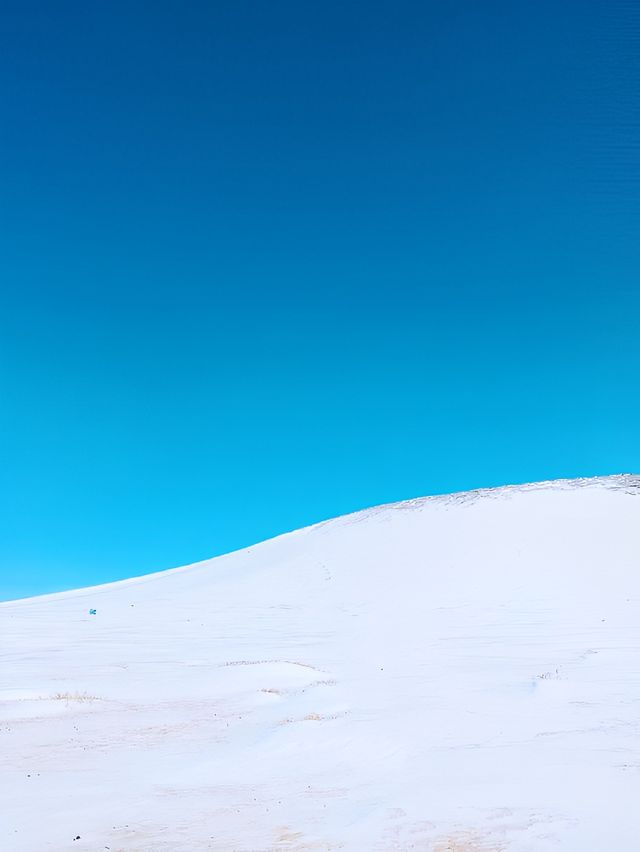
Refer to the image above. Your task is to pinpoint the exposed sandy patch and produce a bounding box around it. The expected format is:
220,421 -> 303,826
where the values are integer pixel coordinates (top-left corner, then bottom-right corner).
433,831 -> 504,851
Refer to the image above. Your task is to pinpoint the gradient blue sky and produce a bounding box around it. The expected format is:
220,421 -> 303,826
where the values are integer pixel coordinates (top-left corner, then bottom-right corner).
1,1 -> 639,599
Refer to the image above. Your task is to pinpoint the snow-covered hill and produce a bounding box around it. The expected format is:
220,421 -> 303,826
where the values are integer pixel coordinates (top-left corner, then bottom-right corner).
2,475 -> 640,850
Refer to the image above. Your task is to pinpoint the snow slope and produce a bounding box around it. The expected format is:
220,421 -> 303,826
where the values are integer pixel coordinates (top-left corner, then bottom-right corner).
2,475 -> 640,851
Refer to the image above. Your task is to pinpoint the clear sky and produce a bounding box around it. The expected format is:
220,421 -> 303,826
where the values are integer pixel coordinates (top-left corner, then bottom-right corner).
1,1 -> 639,599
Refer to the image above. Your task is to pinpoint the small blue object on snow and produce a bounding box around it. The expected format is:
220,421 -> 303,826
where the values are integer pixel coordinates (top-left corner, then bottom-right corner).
89,609 -> 96,615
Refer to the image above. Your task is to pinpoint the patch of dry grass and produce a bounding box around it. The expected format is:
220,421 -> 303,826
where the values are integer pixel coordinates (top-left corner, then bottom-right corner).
50,691 -> 100,703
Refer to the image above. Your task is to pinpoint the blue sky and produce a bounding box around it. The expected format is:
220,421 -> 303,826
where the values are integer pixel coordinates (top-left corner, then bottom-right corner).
1,1 -> 639,599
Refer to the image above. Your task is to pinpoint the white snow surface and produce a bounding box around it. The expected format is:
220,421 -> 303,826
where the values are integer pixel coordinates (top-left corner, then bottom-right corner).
2,475 -> 640,851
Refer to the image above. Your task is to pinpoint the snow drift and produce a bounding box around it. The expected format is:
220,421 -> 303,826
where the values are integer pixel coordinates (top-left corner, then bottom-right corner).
2,475 -> 640,850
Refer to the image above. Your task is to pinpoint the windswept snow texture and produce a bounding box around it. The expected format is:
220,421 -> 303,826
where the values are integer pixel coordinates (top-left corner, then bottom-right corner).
2,476 -> 640,851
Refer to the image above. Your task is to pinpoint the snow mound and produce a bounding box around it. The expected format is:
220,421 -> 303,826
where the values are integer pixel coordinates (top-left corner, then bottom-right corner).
2,475 -> 640,850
